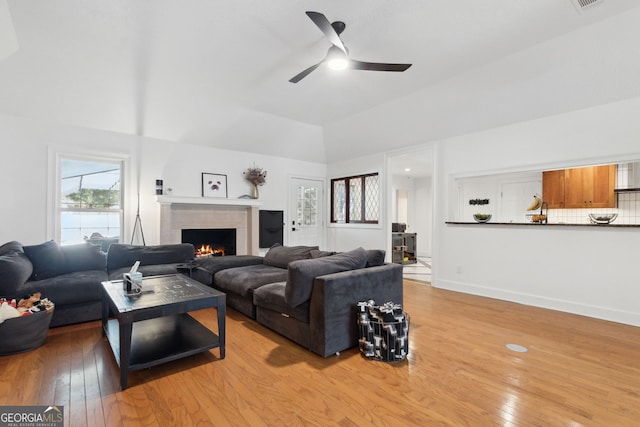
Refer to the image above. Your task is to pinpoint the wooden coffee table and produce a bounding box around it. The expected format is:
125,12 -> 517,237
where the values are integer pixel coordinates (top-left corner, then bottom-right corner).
101,274 -> 226,390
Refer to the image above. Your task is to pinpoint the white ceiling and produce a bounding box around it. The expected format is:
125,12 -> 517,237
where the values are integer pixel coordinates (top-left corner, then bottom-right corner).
1,0 -> 639,164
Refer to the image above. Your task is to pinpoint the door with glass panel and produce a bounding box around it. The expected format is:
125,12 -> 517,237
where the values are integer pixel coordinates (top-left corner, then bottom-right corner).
288,177 -> 324,248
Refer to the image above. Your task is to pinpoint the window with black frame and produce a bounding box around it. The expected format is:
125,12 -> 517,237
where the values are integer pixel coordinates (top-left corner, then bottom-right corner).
331,173 -> 380,224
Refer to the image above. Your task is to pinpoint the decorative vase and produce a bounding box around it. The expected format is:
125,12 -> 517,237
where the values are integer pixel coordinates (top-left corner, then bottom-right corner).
251,184 -> 259,199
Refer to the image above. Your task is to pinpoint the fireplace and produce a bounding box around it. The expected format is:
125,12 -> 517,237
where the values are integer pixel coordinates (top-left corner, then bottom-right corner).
157,197 -> 260,255
182,228 -> 237,257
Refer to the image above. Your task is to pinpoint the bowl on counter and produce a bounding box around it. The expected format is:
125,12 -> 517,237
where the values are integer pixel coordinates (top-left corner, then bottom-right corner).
588,213 -> 618,224
473,213 -> 492,223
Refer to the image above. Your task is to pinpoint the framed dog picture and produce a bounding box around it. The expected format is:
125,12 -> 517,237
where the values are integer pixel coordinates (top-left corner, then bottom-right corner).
201,173 -> 228,198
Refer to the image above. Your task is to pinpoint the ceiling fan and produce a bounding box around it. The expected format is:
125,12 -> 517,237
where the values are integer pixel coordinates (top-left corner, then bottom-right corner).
289,11 -> 412,83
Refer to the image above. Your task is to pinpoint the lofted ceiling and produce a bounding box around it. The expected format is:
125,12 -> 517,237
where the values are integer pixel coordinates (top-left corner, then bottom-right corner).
1,0 -> 639,164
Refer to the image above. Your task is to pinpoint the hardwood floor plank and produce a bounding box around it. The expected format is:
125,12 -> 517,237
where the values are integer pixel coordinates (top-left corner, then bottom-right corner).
52,324 -> 73,421
82,327 -> 106,427
68,321 -> 88,427
1,280 -> 639,426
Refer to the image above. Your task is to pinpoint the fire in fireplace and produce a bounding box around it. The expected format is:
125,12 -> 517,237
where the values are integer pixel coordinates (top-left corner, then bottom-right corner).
181,228 -> 237,257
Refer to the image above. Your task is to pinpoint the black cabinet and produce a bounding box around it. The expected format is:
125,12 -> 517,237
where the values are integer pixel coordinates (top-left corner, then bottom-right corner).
392,233 -> 417,264
259,210 -> 284,248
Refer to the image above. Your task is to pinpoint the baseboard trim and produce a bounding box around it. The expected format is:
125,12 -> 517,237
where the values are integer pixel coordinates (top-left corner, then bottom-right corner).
433,279 -> 640,327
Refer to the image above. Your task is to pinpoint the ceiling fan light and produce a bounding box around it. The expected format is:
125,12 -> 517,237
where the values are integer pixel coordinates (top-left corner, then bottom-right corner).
327,57 -> 349,70
326,45 -> 349,71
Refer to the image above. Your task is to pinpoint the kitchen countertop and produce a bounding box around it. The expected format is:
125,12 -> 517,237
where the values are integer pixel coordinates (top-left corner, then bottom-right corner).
446,221 -> 640,228
445,221 -> 640,228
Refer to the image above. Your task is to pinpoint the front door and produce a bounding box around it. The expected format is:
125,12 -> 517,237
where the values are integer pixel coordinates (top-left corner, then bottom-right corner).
288,177 -> 324,248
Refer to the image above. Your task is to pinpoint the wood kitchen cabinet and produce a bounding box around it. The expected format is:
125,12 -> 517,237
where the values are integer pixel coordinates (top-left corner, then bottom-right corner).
542,169 -> 565,208
542,165 -> 616,209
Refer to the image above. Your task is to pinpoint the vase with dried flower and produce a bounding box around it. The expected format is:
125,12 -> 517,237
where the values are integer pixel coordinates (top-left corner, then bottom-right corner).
243,165 -> 267,199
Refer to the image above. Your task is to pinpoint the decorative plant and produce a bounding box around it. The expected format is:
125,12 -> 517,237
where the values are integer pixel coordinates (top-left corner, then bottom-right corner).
243,165 -> 267,186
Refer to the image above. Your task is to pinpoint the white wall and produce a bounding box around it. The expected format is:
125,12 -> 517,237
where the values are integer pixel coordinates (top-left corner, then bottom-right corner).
0,113 -> 326,246
434,96 -> 640,326
413,176 -> 432,256
137,138 -> 326,245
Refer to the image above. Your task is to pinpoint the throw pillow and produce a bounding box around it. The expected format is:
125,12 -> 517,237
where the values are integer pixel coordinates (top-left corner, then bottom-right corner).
310,249 -> 333,259
366,249 -> 386,267
285,247 -> 368,307
263,243 -> 319,269
23,240 -> 65,281
0,241 -> 23,256
0,242 -> 33,296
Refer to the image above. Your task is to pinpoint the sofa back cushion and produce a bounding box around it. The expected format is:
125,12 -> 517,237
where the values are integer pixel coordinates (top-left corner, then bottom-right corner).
106,243 -> 195,272
285,247 -> 368,307
263,244 -> 319,269
366,249 -> 386,267
309,249 -> 334,259
0,241 -> 33,295
23,240 -> 65,281
60,243 -> 106,274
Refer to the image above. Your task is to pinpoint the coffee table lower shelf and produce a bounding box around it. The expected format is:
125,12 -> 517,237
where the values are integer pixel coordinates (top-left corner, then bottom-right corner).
103,313 -> 220,375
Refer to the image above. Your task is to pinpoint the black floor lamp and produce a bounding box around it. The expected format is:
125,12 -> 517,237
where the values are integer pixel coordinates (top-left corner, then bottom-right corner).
130,193 -> 146,245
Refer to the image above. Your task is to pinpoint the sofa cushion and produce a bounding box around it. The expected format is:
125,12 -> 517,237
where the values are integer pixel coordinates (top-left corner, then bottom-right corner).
17,270 -> 106,306
214,264 -> 288,297
60,243 -> 106,274
285,247 -> 369,307
23,240 -> 65,280
0,241 -> 23,256
191,255 -> 265,286
106,243 -> 195,272
263,244 -> 318,269
0,242 -> 33,296
253,282 -> 309,323
107,264 -> 184,281
310,249 -> 334,259
366,249 -> 386,267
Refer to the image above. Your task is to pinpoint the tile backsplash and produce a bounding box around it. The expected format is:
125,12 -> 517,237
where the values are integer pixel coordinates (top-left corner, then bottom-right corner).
547,192 -> 640,224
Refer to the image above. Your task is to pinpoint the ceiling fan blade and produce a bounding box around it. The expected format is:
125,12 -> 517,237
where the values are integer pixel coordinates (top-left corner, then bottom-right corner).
289,60 -> 325,83
305,11 -> 347,54
350,60 -> 412,72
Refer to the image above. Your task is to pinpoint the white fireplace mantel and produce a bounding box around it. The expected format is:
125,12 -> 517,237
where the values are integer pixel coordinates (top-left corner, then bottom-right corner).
156,195 -> 262,207
156,196 -> 261,255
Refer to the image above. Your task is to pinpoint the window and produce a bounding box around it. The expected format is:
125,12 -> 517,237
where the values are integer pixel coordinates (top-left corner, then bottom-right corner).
296,184 -> 318,226
58,157 -> 123,245
331,173 -> 380,224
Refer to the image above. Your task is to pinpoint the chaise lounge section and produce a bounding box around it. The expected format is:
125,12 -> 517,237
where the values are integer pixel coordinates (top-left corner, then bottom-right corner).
202,245 -> 404,357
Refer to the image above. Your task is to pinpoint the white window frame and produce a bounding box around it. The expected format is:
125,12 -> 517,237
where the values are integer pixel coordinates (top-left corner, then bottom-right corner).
47,146 -> 130,244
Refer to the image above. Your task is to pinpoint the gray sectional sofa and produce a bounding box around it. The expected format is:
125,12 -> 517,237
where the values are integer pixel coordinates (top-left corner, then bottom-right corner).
1,240 -> 403,357
193,245 -> 404,357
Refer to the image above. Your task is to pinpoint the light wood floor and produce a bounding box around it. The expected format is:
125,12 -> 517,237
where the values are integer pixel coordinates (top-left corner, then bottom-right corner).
1,280 -> 639,426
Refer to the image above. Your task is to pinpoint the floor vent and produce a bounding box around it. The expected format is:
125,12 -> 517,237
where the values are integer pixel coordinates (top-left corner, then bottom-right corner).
571,0 -> 604,12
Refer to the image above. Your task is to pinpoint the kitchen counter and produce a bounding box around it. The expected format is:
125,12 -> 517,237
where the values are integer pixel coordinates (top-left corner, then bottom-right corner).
446,221 -> 640,228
